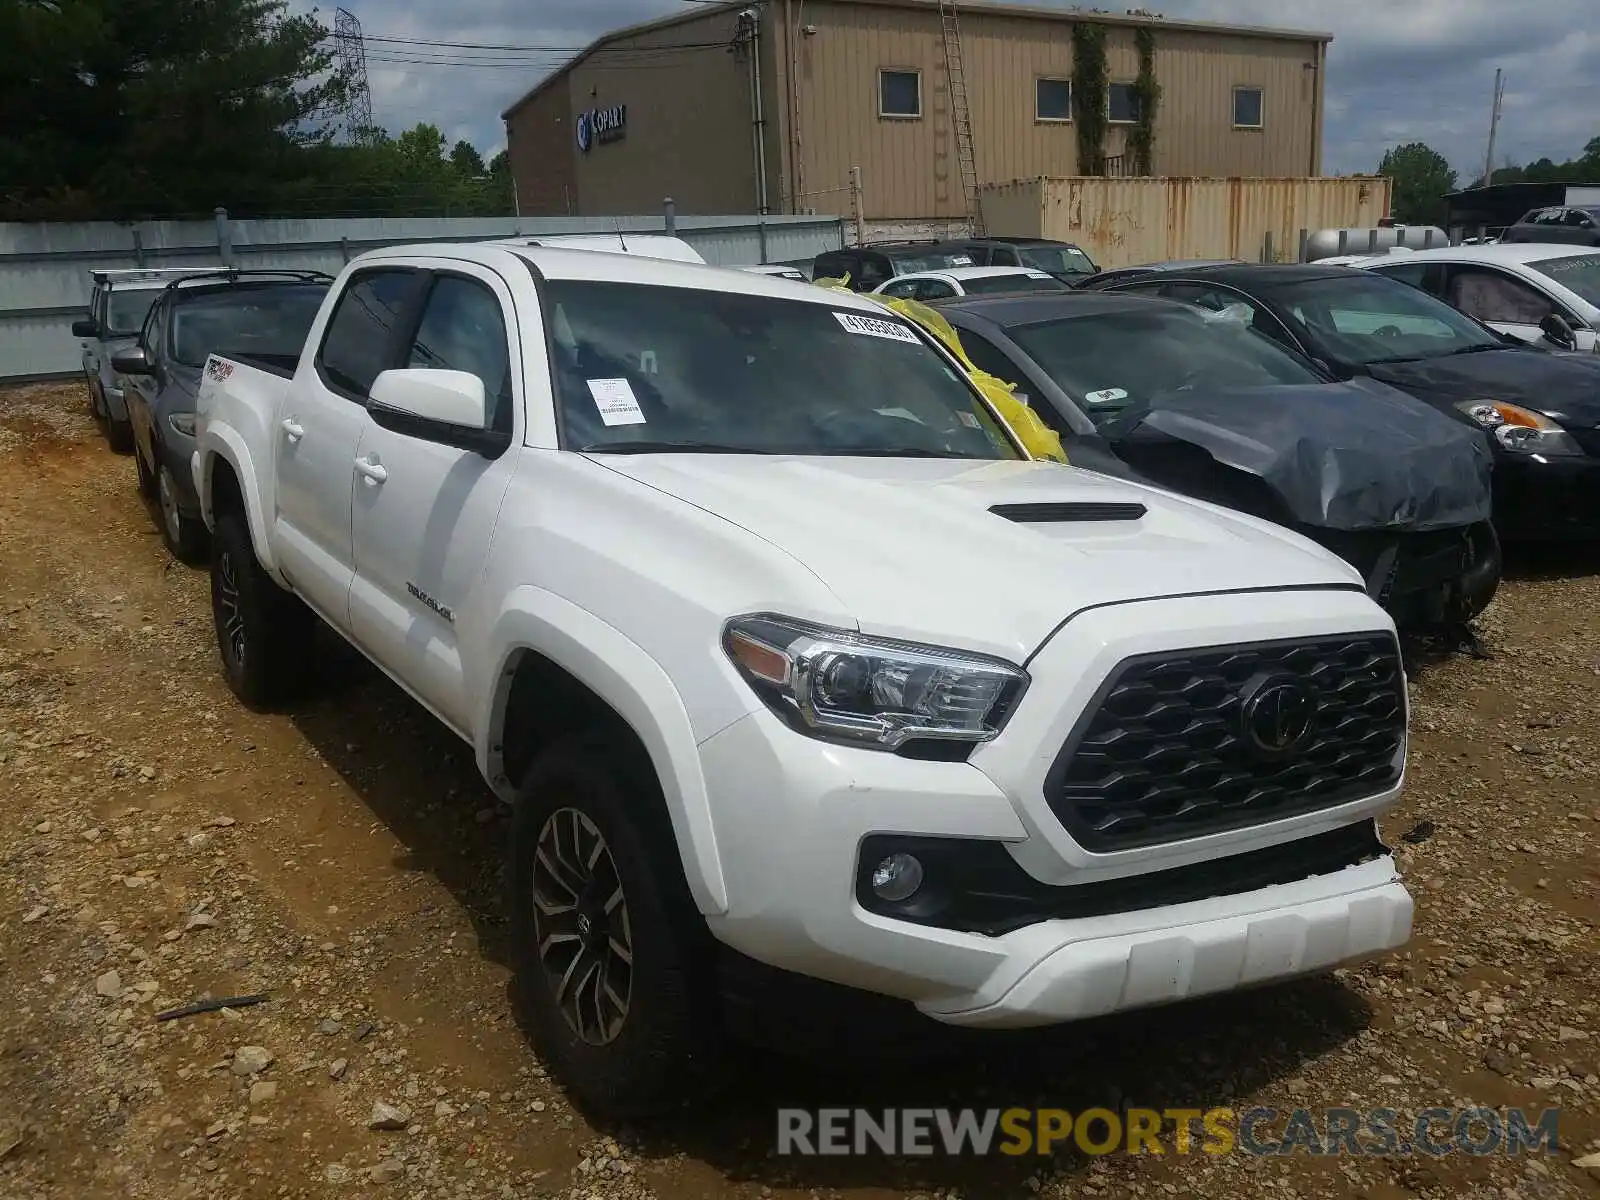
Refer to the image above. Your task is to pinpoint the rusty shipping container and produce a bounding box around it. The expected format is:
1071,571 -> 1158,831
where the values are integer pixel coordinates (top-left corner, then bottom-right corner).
980,176 -> 1392,268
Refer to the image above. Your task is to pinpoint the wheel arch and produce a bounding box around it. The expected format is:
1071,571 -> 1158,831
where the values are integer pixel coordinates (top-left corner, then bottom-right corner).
196,433 -> 278,576
480,588 -> 729,917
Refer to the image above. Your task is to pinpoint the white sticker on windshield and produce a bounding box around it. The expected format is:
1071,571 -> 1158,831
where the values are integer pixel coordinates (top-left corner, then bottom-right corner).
1084,387 -> 1129,406
587,378 -> 646,426
957,411 -> 980,428
834,311 -> 921,344
949,255 -> 974,266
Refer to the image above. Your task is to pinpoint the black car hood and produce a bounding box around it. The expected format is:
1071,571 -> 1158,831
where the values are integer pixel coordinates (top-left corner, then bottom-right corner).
1367,347 -> 1600,430
1100,378 -> 1493,532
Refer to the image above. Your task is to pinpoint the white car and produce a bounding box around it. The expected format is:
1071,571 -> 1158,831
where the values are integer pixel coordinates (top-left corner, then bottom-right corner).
192,242 -> 1412,1117
1354,243 -> 1600,354
873,266 -> 1070,302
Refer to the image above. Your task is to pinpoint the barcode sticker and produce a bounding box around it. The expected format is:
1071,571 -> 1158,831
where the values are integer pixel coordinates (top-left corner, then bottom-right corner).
587,378 -> 646,426
834,312 -> 921,344
1084,387 -> 1129,405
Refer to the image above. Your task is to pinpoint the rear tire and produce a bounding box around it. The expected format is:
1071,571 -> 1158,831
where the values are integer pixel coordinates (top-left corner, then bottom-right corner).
508,738 -> 718,1119
158,463 -> 208,564
211,513 -> 314,709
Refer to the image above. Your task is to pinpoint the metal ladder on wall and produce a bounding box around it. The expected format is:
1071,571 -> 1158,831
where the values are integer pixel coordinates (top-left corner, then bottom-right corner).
938,0 -> 984,235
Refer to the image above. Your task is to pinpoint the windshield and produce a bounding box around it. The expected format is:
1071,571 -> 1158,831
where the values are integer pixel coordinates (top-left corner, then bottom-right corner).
963,274 -> 1069,296
167,284 -> 329,368
1018,246 -> 1097,276
107,289 -> 160,337
1270,273 -> 1503,365
544,280 -> 1019,458
1008,304 -> 1323,422
1531,254 -> 1600,307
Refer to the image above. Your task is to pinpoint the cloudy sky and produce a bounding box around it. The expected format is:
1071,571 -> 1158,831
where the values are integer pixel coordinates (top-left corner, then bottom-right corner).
331,0 -> 1600,181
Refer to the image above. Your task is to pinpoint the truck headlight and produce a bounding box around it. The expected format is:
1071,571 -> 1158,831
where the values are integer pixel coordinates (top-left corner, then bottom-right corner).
723,615 -> 1027,750
168,412 -> 197,437
1454,400 -> 1582,456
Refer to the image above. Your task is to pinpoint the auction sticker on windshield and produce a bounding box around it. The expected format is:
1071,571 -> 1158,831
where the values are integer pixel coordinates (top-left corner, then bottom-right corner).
834,312 -> 921,344
587,378 -> 647,426
1084,387 -> 1129,405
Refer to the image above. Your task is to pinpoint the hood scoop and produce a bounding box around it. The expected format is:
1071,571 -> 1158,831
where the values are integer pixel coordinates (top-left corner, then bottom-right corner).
989,501 -> 1147,524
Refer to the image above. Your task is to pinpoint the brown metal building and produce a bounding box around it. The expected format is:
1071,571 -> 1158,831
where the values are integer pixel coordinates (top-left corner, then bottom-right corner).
502,0 -> 1329,223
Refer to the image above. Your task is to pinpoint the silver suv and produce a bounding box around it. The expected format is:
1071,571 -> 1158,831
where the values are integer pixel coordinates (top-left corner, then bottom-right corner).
73,269 -> 222,450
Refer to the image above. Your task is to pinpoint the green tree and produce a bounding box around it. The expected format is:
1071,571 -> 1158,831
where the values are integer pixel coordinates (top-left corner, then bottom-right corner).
1377,142 -> 1457,226
450,140 -> 486,178
0,0 -> 347,219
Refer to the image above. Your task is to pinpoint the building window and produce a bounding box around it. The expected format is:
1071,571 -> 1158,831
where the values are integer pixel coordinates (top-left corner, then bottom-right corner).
1036,78 -> 1072,122
1233,86 -> 1264,129
879,69 -> 922,118
1108,82 -> 1140,124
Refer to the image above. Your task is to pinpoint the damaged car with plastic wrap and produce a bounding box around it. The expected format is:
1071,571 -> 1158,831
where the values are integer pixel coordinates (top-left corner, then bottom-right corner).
936,290 -> 1501,639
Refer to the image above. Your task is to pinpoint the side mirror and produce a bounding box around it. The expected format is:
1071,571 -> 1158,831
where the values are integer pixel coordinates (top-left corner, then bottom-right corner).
368,368 -> 510,458
72,317 -> 100,339
1540,313 -> 1577,351
111,346 -> 156,375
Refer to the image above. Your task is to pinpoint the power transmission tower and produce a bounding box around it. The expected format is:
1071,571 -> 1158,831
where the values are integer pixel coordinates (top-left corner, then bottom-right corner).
333,7 -> 376,143
1481,68 -> 1504,188
937,0 -> 983,234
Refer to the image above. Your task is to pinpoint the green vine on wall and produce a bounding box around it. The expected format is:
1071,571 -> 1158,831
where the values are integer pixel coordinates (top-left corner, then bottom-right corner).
1070,23 -> 1108,176
1128,26 -> 1163,175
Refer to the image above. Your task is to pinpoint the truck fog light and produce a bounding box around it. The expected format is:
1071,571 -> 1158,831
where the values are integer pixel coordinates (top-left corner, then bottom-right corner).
870,853 -> 924,902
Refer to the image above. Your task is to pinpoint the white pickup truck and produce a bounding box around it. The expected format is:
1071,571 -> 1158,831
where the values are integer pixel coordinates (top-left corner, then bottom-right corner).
193,243 -> 1413,1116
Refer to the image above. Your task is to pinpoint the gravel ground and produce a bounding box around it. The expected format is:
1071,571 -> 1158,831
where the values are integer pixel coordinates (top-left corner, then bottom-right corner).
1,380 -> 1597,1200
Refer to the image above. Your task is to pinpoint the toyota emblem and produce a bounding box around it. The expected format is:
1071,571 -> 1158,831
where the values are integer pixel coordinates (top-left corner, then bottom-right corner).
1239,674 -> 1317,758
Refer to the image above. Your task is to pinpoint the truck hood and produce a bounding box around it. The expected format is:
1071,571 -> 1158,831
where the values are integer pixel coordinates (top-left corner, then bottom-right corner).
591,455 -> 1365,661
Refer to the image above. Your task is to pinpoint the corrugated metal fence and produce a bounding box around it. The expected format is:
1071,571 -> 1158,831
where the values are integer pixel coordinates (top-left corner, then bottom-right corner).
0,209 -> 845,381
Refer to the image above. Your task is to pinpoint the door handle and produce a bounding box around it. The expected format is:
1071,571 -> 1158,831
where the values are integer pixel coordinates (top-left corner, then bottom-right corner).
354,456 -> 388,485
281,418 -> 305,442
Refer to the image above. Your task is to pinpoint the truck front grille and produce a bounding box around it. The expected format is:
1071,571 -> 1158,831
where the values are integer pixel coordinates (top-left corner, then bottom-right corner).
1046,634 -> 1405,851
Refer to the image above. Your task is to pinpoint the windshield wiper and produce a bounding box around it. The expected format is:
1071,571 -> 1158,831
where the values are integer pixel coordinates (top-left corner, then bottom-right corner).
580,440 -> 768,454
1440,344 -> 1503,356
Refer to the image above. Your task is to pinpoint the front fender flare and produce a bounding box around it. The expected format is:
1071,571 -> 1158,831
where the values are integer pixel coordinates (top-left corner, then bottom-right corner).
479,587 -> 730,916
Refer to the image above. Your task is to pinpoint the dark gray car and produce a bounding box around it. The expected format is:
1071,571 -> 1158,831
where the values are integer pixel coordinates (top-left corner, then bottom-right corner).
940,291 -> 1501,636
1501,206 -> 1600,248
114,272 -> 331,561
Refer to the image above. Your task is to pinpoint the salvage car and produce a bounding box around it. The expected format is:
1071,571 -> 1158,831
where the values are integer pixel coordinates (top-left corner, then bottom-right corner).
73,268 -> 225,452
1501,206 -> 1600,248
811,239 -> 979,290
1081,260 -> 1245,289
1094,263 -> 1600,540
113,270 -> 331,561
952,237 -> 1100,284
940,291 -> 1500,635
1356,243 -> 1600,355
873,266 -> 1068,300
193,242 -> 1413,1117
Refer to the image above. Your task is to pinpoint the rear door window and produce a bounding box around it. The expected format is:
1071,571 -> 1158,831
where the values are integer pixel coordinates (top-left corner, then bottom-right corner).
317,270 -> 422,401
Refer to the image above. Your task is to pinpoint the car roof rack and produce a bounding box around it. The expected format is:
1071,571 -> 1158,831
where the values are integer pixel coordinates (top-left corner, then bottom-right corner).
160,268 -> 335,295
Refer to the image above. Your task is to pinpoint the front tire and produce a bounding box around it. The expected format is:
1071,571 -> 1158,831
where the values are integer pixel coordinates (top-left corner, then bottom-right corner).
509,739 -> 715,1119
158,463 -> 208,564
211,513 -> 314,709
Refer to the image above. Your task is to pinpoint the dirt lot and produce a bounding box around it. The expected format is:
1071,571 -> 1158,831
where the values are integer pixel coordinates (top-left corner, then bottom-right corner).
1,381 -> 1598,1200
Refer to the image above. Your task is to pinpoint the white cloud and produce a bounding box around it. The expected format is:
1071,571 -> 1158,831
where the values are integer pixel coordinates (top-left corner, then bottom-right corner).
326,0 -> 1600,180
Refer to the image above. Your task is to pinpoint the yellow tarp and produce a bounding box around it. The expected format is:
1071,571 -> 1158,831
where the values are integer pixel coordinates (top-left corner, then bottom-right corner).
810,276 -> 1067,463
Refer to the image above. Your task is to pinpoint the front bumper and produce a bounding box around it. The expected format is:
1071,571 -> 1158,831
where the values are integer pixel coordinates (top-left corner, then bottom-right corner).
697,587 -> 1412,1027
1492,450 -> 1600,539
